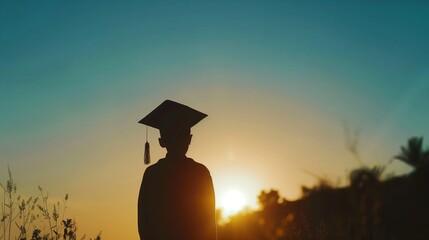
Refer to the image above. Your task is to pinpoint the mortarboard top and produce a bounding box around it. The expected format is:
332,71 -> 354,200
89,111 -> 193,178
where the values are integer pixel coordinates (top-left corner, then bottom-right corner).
139,100 -> 207,133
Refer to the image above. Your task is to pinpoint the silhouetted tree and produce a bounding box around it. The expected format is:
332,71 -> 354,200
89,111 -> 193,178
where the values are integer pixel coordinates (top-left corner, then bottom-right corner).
258,190 -> 281,209
349,166 -> 384,189
394,137 -> 429,169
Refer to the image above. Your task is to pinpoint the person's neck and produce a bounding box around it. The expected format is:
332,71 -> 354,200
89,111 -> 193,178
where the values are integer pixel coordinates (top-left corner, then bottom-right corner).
166,152 -> 187,159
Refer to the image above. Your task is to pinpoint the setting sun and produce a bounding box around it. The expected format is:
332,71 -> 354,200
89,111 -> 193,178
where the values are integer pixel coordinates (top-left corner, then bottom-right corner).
221,190 -> 247,217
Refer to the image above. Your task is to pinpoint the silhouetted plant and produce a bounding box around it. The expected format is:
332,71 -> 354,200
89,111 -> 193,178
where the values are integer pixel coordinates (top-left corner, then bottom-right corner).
394,137 -> 429,169
349,166 -> 384,189
30,229 -> 47,240
0,166 -> 17,240
16,195 -> 39,240
0,168 -> 101,240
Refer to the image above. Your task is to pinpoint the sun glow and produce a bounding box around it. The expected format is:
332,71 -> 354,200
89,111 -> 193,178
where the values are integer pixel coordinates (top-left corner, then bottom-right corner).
221,190 -> 247,217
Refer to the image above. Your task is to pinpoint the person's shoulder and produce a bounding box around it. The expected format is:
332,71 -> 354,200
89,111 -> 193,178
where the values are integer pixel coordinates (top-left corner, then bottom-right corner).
186,158 -> 211,175
144,158 -> 167,175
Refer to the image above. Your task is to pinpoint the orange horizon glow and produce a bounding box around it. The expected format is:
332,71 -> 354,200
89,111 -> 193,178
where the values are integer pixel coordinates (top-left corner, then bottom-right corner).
1,84 -> 414,239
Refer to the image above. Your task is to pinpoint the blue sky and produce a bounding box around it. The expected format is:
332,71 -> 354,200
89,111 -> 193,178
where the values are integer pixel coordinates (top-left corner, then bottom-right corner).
2,1 -> 428,135
1,1 -> 428,238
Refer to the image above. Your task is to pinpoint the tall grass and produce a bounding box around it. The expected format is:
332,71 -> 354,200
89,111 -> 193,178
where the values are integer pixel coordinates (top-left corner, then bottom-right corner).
0,167 -> 101,240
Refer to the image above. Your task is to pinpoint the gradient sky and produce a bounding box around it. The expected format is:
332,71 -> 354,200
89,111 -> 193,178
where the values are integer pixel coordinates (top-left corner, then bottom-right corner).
1,1 -> 429,239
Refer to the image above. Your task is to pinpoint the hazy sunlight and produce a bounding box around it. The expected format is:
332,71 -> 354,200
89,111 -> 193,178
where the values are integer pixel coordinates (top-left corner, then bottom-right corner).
221,190 -> 247,217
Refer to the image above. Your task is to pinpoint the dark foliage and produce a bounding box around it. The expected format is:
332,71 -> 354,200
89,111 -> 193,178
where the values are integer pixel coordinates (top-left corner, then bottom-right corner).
394,137 -> 429,169
218,137 -> 429,240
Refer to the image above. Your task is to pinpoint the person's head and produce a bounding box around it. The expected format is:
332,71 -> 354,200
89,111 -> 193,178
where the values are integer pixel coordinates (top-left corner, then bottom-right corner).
158,128 -> 192,156
139,100 -> 207,161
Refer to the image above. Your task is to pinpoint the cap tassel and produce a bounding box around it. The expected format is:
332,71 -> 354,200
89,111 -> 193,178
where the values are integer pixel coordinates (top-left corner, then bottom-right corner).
144,126 -> 150,165
144,141 -> 150,165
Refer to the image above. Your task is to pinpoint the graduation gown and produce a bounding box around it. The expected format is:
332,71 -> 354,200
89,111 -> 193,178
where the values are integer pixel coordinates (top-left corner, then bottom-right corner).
138,156 -> 216,240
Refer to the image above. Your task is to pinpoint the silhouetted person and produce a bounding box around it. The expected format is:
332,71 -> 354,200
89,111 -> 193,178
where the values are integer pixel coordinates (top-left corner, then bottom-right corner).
138,100 -> 216,240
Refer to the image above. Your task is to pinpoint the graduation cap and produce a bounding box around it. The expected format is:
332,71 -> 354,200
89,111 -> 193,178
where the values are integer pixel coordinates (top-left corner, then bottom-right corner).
138,100 -> 207,164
